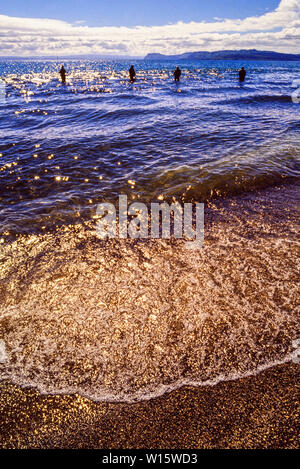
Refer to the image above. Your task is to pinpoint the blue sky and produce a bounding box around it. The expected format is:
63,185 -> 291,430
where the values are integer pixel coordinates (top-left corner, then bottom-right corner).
0,1 -> 299,56
0,0 -> 280,27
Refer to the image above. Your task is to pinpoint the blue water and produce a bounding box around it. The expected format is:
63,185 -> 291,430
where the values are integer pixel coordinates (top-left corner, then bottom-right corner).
0,59 -> 299,236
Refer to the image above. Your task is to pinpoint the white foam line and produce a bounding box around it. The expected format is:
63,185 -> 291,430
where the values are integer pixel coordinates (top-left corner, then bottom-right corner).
0,340 -> 7,364
1,354 -> 294,404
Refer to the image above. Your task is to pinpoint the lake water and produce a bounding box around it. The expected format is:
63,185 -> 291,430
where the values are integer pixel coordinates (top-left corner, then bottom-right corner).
0,58 -> 299,236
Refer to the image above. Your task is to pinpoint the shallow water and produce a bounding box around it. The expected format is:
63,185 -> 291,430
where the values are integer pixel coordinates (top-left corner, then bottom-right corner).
0,59 -> 299,402
0,183 -> 299,402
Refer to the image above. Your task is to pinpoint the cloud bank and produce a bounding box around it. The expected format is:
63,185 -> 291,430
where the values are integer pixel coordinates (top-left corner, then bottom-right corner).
0,0 -> 299,56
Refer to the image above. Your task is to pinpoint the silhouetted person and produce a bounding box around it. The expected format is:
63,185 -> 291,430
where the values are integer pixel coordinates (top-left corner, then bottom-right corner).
239,67 -> 246,82
129,65 -> 136,82
174,66 -> 181,82
59,65 -> 66,84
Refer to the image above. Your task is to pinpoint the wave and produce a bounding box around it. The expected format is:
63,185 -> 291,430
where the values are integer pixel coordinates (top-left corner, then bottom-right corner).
218,94 -> 293,105
0,183 -> 299,402
0,137 -> 299,236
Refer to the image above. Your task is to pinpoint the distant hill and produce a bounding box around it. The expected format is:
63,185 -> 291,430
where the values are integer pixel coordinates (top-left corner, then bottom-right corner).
144,49 -> 300,61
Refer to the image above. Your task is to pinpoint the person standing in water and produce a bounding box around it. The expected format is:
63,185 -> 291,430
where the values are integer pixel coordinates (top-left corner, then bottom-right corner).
59,65 -> 66,84
129,65 -> 136,82
174,66 -> 181,82
239,67 -> 246,82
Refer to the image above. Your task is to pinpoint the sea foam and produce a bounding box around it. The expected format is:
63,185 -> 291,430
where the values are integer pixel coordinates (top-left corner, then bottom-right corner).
0,184 -> 299,402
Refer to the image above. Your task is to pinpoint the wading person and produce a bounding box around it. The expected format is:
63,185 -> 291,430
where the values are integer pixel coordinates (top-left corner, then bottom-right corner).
59,65 -> 66,84
174,66 -> 181,82
129,65 -> 136,82
239,67 -> 246,82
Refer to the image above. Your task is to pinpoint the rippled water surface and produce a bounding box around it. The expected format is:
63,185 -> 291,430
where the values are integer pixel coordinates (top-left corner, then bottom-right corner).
0,58 -> 299,235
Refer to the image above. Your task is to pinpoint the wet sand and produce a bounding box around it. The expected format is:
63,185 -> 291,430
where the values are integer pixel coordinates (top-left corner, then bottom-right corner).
0,362 -> 298,449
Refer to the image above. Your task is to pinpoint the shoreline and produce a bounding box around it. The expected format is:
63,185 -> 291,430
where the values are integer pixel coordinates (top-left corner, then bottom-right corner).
0,182 -> 299,448
0,362 -> 298,449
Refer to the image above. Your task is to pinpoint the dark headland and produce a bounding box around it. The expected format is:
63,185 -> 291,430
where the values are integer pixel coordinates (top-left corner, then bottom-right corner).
145,49 -> 300,61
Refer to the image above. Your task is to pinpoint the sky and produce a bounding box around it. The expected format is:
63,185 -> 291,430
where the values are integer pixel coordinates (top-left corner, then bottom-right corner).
0,0 -> 299,56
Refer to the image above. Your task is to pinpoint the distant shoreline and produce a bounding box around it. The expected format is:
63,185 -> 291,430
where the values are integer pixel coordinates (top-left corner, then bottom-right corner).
145,49 -> 300,61
0,49 -> 300,61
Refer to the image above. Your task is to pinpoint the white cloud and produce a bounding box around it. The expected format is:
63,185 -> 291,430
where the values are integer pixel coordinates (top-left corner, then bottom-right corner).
0,0 -> 299,56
